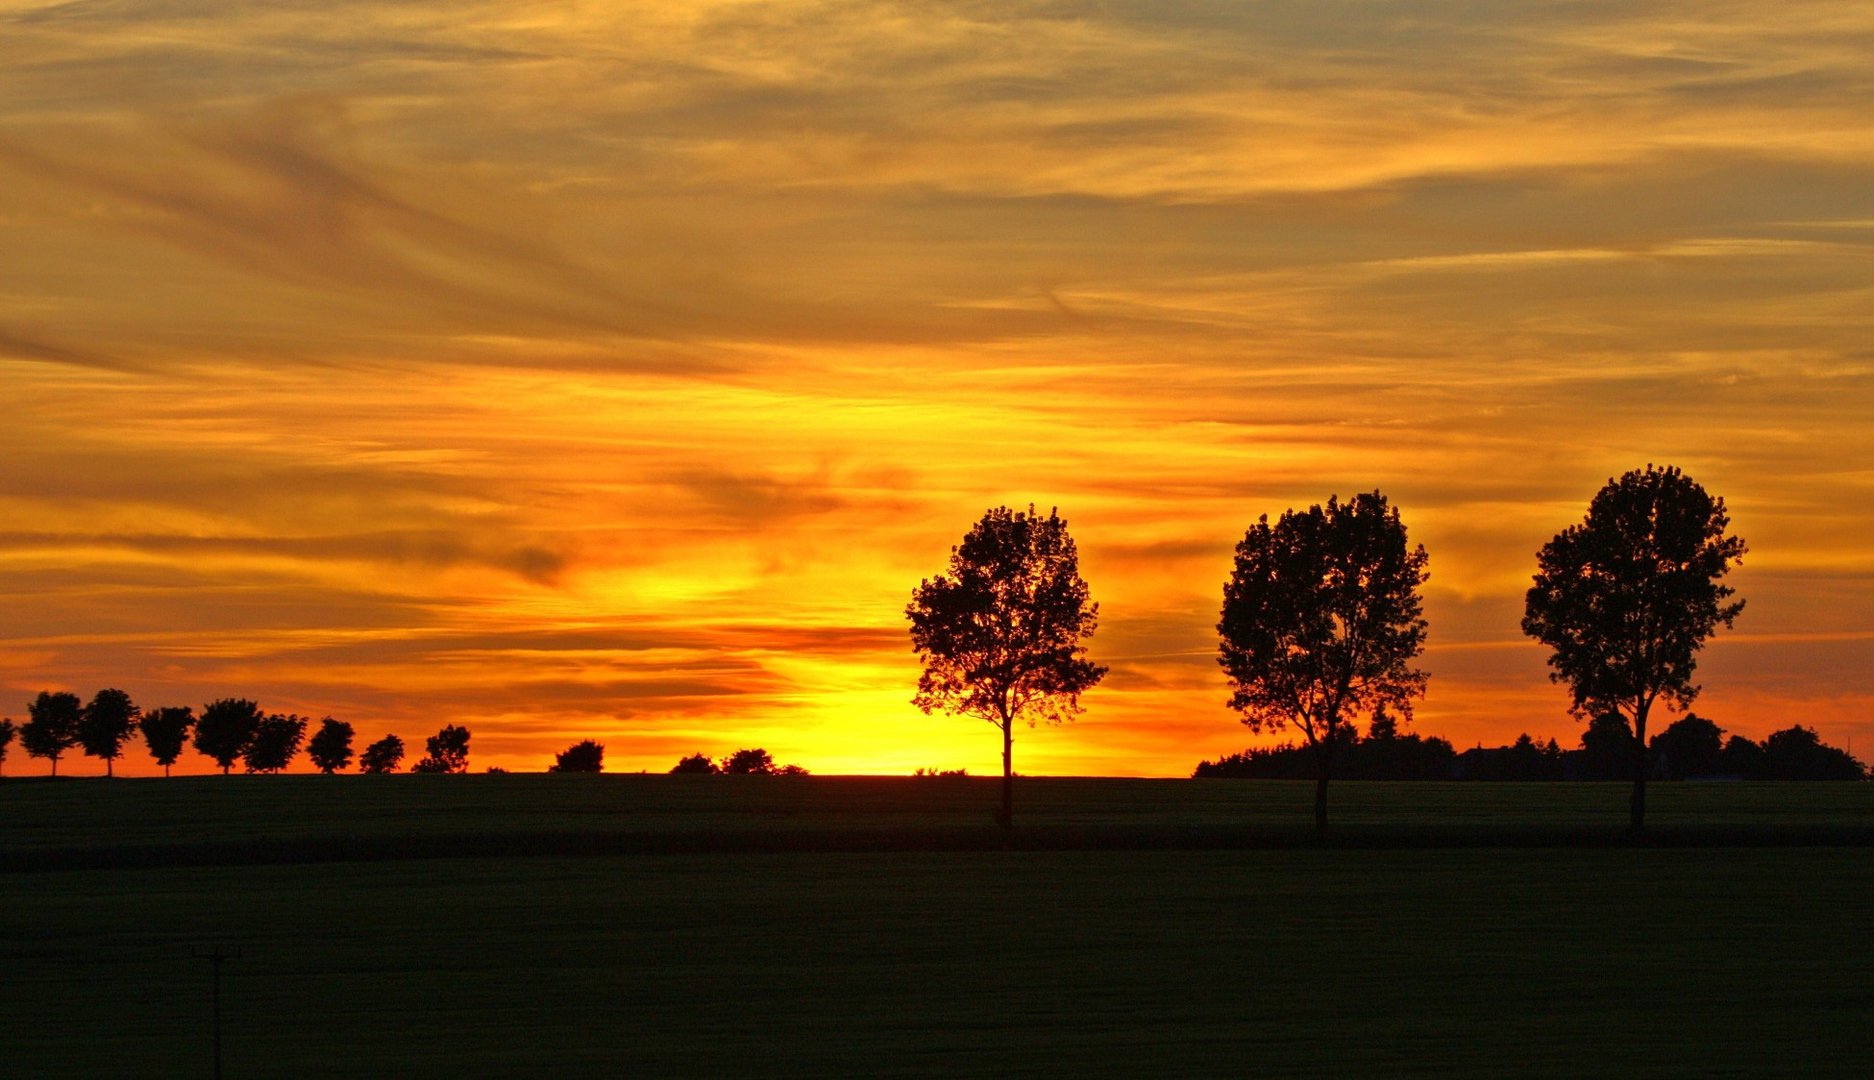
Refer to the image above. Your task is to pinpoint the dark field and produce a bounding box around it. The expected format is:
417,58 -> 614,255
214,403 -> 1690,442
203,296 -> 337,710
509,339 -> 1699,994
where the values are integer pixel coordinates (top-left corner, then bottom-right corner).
6,775 -> 1874,867
4,777 -> 1872,1077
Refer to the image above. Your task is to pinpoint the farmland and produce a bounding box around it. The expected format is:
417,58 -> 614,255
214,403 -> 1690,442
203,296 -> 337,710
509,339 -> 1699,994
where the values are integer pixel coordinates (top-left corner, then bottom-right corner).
3,777 -> 1872,1077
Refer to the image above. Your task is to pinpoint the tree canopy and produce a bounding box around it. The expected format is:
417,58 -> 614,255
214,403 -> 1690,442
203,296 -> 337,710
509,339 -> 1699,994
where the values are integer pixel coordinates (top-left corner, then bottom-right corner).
22,691 -> 83,776
907,504 -> 1105,831
669,752 -> 717,775
1575,713 -> 1638,781
719,747 -> 775,775
0,717 -> 15,776
1522,464 -> 1746,828
1217,491 -> 1429,827
1761,725 -> 1865,781
195,698 -> 263,775
77,688 -> 140,777
360,734 -> 405,774
307,718 -> 356,774
411,725 -> 470,774
1650,714 -> 1725,780
139,707 -> 195,777
244,713 -> 308,773
550,739 -> 604,773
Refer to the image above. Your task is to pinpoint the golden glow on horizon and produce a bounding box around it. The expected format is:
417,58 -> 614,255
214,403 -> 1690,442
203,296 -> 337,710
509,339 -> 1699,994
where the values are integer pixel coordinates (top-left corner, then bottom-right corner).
3,1 -> 1873,775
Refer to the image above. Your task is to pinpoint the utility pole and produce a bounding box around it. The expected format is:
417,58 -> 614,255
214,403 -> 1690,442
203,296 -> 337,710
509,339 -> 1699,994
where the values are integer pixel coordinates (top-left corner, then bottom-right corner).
192,946 -> 242,1079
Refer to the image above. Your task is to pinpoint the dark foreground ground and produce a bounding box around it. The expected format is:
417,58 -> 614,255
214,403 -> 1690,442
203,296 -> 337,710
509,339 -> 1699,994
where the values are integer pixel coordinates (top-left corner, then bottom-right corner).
3,777 -> 1871,1077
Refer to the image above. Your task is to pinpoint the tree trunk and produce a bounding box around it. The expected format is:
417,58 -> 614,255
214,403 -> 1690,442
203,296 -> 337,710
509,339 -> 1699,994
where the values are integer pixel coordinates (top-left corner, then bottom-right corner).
1314,731 -> 1333,831
50,755 -> 58,777
1629,701 -> 1651,832
106,757 -> 113,778
999,718 -> 1014,844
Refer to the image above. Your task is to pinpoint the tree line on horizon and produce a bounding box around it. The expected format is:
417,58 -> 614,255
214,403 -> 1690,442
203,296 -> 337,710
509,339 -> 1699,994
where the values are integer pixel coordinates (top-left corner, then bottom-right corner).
1193,708 -> 1866,782
0,686 -> 815,780
0,692 -> 489,778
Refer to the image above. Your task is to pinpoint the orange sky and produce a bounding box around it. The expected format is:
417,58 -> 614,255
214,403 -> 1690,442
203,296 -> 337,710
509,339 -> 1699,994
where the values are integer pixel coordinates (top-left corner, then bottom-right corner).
3,2 -> 1872,775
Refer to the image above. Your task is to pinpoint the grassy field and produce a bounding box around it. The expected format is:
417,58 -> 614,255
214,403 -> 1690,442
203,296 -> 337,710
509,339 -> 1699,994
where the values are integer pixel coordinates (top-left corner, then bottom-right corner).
4,775 -> 1873,867
3,777 -> 1872,1076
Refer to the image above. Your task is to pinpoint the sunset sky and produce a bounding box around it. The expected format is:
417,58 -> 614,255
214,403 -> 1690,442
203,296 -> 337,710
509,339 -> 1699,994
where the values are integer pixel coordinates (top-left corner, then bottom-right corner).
3,1 -> 1871,775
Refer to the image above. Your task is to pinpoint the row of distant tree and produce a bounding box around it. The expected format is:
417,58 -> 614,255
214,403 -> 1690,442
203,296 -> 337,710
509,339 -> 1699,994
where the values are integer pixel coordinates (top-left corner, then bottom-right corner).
0,690 -> 491,777
0,689 -> 672,778
0,687 -> 817,779
1194,711 -> 1868,781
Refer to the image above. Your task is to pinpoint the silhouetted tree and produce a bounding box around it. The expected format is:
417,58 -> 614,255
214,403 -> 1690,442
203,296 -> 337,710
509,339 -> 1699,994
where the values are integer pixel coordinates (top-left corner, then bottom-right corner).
77,688 -> 140,777
195,699 -> 263,774
1761,726 -> 1867,781
1510,734 -> 1567,781
908,504 -> 1106,834
1576,712 -> 1639,782
1218,491 -> 1430,828
139,707 -> 195,777
0,717 -> 15,777
306,717 -> 355,774
720,747 -> 775,775
1719,734 -> 1766,779
776,763 -> 811,777
243,713 -> 307,773
1522,465 -> 1746,830
669,752 -> 718,775
550,739 -> 604,773
1367,706 -> 1400,742
1358,729 -> 1458,780
410,724 -> 470,773
360,734 -> 405,774
22,691 -> 83,776
1348,707 -> 1461,779
1452,735 -> 1565,781
1650,714 -> 1726,780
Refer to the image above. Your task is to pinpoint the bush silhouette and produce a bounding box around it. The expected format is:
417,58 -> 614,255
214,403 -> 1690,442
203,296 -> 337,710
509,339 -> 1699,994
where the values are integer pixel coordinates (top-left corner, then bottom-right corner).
411,725 -> 470,774
360,734 -> 405,774
550,740 -> 604,773
719,748 -> 775,775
